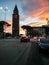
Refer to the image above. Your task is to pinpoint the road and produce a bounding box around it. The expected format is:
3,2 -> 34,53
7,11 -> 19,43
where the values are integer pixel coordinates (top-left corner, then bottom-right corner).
0,39 -> 49,65
40,53 -> 49,65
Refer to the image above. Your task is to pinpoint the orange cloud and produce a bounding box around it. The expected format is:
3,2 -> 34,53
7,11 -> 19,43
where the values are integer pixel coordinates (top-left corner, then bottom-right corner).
6,20 -> 12,25
37,0 -> 49,7
28,5 -> 49,19
4,20 -> 12,33
21,0 -> 49,20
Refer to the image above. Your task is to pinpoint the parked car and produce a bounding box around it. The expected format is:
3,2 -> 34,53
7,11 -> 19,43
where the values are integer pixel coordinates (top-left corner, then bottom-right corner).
6,36 -> 12,39
30,36 -> 39,42
39,38 -> 49,53
20,36 -> 30,42
14,36 -> 20,39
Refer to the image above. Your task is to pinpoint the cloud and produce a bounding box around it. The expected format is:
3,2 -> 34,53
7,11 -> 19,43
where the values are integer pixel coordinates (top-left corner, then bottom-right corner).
19,0 -> 49,26
21,0 -> 49,20
20,17 -> 40,26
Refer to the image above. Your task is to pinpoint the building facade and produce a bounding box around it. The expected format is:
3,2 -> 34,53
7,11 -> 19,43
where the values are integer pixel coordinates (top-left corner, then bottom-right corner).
12,5 -> 19,37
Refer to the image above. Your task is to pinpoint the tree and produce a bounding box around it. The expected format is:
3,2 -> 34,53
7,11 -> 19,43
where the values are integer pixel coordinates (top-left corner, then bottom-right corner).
21,25 -> 33,37
0,21 -> 11,38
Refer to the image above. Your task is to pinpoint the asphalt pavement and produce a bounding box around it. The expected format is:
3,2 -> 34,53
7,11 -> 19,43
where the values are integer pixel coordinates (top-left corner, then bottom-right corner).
0,39 -> 44,65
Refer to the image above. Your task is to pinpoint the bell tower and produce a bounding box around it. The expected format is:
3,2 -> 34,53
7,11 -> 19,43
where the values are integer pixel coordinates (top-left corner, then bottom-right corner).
12,5 -> 19,37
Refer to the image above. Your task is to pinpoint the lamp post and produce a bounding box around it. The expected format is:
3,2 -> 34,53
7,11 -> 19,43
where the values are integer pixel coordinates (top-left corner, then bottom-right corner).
3,7 -> 10,38
0,7 -> 3,20
4,7 -> 10,21
46,18 -> 49,25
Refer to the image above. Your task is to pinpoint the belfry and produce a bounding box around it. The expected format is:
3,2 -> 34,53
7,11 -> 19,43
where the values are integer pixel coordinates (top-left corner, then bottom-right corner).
12,5 -> 19,37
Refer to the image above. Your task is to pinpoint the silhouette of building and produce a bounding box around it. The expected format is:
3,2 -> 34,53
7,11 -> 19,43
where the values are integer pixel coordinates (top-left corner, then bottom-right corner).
12,5 -> 19,37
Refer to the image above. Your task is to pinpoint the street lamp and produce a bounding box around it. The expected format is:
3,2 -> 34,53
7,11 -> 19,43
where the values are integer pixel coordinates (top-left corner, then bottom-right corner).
3,7 -> 10,21
0,7 -> 3,20
0,7 -> 3,11
3,7 -> 10,38
46,18 -> 49,25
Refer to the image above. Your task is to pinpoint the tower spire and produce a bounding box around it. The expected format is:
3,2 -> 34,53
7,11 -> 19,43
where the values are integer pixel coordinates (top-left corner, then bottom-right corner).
13,5 -> 18,15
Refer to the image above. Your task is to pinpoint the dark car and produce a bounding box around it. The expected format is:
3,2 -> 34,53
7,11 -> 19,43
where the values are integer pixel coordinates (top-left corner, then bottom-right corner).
39,38 -> 49,53
20,36 -> 30,42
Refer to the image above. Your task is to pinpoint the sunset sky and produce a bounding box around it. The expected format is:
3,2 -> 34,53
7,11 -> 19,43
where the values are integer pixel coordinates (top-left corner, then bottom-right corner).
0,0 -> 49,34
